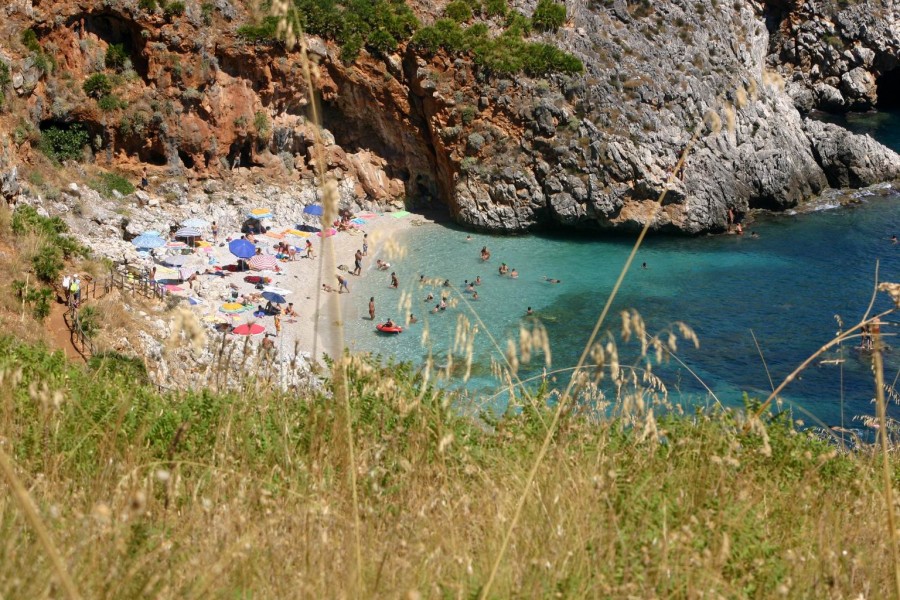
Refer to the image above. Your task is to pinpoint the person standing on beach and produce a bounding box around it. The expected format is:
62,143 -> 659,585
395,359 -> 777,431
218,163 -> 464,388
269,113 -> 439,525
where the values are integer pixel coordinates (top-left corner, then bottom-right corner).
362,234 -> 369,256
337,275 -> 349,293
212,221 -> 219,242
390,272 -> 399,289
369,296 -> 375,320
305,240 -> 314,258
353,249 -> 363,275
274,313 -> 282,336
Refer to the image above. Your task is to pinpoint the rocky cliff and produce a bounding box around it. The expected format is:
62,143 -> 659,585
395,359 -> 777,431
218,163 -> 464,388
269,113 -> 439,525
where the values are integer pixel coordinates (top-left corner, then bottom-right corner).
0,0 -> 898,234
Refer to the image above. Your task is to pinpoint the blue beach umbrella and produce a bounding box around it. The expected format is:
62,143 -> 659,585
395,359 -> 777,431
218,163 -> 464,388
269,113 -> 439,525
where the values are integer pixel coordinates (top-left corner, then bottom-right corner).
262,291 -> 287,304
303,204 -> 324,216
229,238 -> 256,259
132,234 -> 165,248
142,230 -> 161,237
182,217 -> 209,228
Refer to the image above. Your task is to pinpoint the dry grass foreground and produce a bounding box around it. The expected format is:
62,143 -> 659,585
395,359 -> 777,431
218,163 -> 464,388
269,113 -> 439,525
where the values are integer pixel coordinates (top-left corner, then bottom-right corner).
0,337 -> 896,599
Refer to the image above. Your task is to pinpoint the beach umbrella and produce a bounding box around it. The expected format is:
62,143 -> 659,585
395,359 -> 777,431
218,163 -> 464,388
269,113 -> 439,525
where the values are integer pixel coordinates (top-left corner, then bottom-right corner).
220,302 -> 249,314
262,291 -> 286,304
303,204 -> 324,216
142,229 -> 161,236
182,217 -> 209,228
162,255 -> 187,267
248,208 -> 273,219
249,254 -> 278,271
132,234 -> 165,248
229,238 -> 256,259
262,285 -> 291,295
232,323 -> 266,336
174,227 -> 202,239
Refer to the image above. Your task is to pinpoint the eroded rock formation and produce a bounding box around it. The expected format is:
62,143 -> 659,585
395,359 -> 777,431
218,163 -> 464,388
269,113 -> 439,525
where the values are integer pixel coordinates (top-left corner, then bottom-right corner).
0,0 -> 898,234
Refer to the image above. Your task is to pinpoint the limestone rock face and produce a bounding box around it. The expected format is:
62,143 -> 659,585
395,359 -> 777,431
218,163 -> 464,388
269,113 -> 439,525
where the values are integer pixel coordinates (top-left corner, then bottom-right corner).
1,0 -> 898,234
805,119 -> 900,188
767,0 -> 900,112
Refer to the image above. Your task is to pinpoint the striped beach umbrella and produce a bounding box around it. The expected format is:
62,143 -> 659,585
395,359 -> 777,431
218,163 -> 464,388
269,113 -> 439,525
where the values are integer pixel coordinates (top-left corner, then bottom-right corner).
248,254 -> 278,271
174,227 -> 202,239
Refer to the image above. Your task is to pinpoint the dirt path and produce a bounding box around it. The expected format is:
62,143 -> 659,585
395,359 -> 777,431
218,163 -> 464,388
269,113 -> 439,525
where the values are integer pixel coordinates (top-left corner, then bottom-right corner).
46,300 -> 84,361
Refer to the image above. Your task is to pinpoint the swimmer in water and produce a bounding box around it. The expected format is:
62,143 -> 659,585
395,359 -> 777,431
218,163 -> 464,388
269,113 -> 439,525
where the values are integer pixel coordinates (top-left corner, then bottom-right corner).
543,276 -> 561,284
526,306 -> 534,315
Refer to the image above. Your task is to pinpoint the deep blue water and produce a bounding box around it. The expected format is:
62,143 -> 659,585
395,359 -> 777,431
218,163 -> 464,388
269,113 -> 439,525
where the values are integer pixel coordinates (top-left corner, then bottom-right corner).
346,111 -> 900,428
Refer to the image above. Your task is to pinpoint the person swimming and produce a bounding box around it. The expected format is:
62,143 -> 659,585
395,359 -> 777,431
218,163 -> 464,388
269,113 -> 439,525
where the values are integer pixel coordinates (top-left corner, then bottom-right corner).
543,276 -> 561,284
474,276 -> 482,285
526,306 -> 534,315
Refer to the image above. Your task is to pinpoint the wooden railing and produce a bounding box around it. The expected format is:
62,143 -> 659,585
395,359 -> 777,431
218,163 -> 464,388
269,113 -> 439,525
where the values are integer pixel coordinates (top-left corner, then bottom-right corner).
104,269 -> 166,300
64,305 -> 95,359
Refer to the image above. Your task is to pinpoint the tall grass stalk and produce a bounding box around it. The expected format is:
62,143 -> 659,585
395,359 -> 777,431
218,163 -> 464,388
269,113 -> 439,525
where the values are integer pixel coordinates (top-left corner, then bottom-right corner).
0,445 -> 81,600
481,121 -> 706,599
873,329 -> 900,599
278,2 -> 364,590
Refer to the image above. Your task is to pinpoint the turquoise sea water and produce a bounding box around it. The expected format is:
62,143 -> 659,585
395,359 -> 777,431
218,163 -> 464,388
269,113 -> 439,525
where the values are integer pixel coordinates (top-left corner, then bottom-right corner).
345,111 -> 900,428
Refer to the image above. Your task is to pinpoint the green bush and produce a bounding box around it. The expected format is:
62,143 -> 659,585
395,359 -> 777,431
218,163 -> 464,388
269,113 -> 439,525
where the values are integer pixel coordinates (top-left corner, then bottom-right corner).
139,0 -> 158,11
91,171 -> 136,198
83,73 -> 112,98
0,61 -> 10,88
12,281 -> 52,321
236,16 -> 280,43
484,0 -> 508,17
88,351 -> 149,384
21,29 -> 40,53
105,43 -> 129,71
532,0 -> 567,32
32,244 -> 64,284
201,2 -> 215,24
97,94 -> 127,111
78,306 -> 100,338
164,1 -> 186,17
37,124 -> 89,163
446,1 -> 474,23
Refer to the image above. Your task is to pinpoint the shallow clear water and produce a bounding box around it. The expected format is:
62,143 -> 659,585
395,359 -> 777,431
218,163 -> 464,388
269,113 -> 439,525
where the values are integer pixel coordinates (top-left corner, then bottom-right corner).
345,111 -> 900,427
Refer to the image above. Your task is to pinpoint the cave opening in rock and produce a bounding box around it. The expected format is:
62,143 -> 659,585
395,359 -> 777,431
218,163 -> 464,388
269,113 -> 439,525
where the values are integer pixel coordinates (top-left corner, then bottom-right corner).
876,69 -> 900,109
178,149 -> 196,169
67,12 -> 149,80
228,140 -> 256,169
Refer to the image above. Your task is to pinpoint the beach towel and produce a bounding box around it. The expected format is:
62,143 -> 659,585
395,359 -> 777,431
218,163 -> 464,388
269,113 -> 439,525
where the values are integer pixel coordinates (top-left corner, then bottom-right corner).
318,228 -> 337,238
358,212 -> 378,219
390,211 -> 410,219
351,218 -> 366,225
165,284 -> 184,292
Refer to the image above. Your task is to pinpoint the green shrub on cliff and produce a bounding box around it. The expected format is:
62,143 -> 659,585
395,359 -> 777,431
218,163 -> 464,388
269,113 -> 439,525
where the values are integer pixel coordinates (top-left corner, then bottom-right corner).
446,1 -> 474,23
83,73 -> 112,99
105,43 -> 129,71
411,16 -> 583,76
37,124 -> 89,164
237,16 -> 280,43
531,0 -> 566,32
